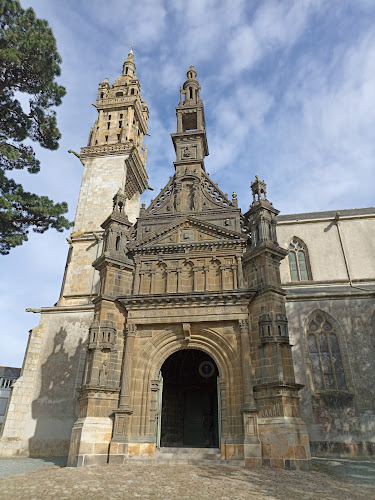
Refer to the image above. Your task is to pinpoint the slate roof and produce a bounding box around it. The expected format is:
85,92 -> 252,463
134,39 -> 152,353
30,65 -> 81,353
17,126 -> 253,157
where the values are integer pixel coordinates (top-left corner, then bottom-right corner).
0,366 -> 21,379
277,206 -> 375,222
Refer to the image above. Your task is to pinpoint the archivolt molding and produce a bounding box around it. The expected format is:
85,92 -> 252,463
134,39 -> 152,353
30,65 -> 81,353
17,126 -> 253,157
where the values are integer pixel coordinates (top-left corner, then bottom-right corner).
133,325 -> 237,383
129,325 -> 240,438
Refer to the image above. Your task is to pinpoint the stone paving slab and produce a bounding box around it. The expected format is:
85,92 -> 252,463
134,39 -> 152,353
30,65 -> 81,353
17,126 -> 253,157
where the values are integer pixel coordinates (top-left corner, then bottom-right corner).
0,457 -> 67,479
0,460 -> 374,500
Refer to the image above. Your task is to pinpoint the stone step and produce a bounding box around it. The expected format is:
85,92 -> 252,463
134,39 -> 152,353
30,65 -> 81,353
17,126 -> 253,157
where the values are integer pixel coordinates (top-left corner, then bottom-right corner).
155,453 -> 221,461
157,447 -> 221,455
124,457 -> 244,466
124,447 -> 244,466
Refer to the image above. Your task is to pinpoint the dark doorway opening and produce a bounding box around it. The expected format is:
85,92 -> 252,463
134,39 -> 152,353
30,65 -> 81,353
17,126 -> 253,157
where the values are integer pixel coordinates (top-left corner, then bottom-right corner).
160,349 -> 219,448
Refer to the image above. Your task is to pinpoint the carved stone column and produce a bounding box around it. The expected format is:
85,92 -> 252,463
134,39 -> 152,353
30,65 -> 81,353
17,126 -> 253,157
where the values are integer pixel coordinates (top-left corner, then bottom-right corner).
110,323 -> 137,458
150,270 -> 155,294
176,268 -> 182,293
232,264 -> 238,289
239,319 -> 262,467
236,255 -> 244,288
166,269 -> 172,293
203,265 -> 209,291
192,267 -> 198,292
218,378 -> 228,438
118,324 -> 137,410
220,265 -> 225,290
133,262 -> 140,294
138,271 -> 144,294
239,319 -> 256,410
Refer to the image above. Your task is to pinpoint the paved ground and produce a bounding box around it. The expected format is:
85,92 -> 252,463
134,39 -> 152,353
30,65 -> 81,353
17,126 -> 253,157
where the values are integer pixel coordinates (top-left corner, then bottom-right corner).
0,458 -> 374,499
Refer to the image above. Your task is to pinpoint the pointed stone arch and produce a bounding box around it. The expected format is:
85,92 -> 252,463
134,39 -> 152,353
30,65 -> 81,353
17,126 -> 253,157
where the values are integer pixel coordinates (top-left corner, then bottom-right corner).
304,309 -> 353,392
287,236 -> 312,282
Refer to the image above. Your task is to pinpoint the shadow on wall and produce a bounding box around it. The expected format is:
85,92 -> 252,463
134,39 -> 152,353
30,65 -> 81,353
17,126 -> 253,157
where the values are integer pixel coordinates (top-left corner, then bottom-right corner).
29,327 -> 85,457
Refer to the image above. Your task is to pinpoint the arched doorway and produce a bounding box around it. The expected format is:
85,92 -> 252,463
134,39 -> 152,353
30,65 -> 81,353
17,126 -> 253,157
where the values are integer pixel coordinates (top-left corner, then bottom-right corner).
158,349 -> 219,448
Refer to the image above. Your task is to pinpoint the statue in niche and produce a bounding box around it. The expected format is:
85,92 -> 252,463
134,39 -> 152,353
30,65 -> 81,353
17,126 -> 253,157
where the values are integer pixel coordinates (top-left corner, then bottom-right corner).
174,185 -> 182,212
191,183 -> 199,210
182,146 -> 191,159
98,360 -> 108,386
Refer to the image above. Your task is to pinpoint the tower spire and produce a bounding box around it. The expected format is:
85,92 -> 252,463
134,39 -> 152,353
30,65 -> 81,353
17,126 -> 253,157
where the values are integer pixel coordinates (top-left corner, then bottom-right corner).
171,66 -> 208,176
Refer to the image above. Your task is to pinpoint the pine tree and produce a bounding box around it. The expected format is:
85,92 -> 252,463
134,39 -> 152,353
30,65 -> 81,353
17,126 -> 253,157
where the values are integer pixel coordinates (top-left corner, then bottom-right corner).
0,0 -> 71,254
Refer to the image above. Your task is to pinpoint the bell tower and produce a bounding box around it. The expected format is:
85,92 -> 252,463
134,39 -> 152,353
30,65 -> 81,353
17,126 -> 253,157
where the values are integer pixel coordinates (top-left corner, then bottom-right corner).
171,65 -> 208,176
58,48 -> 150,306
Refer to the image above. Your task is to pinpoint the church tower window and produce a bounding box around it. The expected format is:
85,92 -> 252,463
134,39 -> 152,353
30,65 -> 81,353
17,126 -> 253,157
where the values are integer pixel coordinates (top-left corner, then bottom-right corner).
307,311 -> 347,391
288,237 -> 311,281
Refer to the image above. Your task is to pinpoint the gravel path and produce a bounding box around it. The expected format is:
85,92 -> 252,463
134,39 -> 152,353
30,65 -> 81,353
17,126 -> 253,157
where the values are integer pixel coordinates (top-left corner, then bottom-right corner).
0,458 -> 374,499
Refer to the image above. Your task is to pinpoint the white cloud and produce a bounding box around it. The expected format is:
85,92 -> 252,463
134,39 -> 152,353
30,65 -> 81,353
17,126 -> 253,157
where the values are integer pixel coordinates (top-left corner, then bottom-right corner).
227,25 -> 260,72
228,0 -> 323,74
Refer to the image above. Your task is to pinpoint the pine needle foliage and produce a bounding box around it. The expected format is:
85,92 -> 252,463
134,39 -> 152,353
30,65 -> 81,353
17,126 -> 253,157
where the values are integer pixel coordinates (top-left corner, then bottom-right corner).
0,0 -> 72,255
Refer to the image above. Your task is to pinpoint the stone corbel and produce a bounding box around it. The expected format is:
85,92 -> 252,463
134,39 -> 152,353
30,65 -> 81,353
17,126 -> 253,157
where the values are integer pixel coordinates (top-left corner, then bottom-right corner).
182,322 -> 191,343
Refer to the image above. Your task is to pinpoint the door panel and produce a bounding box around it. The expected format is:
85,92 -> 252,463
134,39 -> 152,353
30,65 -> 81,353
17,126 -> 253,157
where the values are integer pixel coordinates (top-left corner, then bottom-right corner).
183,390 -> 204,445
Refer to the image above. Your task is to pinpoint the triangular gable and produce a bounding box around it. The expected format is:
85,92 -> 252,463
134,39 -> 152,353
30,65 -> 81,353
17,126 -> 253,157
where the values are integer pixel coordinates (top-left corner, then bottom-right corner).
131,216 -> 245,250
144,171 -> 236,216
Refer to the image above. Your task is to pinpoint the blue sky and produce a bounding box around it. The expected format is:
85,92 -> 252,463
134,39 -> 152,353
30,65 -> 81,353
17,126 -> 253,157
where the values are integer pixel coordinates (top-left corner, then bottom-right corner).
1,0 -> 375,367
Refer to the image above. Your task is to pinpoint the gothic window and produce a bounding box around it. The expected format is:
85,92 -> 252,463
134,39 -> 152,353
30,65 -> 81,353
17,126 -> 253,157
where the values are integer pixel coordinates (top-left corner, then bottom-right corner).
307,312 -> 347,391
116,91 -> 123,97
117,134 -> 120,141
288,237 -> 311,281
131,89 -> 135,95
107,122 -> 110,129
119,121 -> 122,128
105,135 -> 108,142
100,92 -> 104,99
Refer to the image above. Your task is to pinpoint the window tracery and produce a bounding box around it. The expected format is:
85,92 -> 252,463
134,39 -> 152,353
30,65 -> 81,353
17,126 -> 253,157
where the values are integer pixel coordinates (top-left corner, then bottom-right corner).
307,311 -> 347,391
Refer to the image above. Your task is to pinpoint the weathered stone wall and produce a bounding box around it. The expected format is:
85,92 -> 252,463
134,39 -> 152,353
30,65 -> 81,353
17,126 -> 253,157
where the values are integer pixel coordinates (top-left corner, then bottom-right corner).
58,238 -> 102,305
0,308 -> 93,457
287,297 -> 375,455
74,155 -> 129,234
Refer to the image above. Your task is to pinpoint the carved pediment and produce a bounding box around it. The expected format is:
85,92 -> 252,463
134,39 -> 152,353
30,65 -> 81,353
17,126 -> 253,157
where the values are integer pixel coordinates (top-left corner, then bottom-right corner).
130,216 -> 245,251
146,177 -> 174,215
201,171 -> 235,209
143,171 -> 236,217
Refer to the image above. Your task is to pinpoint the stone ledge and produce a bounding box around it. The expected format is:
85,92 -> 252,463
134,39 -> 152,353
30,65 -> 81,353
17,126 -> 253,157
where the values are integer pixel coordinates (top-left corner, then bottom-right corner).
118,289 -> 255,307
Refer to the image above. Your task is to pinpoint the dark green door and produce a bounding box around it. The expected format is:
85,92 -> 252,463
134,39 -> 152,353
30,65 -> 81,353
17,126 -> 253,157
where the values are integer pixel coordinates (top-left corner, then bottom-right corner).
183,390 -> 204,446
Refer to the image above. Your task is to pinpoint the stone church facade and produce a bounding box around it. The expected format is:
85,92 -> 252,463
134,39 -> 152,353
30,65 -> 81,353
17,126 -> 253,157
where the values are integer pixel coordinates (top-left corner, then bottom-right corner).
1,51 -> 374,468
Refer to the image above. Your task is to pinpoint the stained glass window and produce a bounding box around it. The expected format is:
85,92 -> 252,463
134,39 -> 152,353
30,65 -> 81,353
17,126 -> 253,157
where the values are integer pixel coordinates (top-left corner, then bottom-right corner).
307,312 -> 347,391
288,238 -> 311,281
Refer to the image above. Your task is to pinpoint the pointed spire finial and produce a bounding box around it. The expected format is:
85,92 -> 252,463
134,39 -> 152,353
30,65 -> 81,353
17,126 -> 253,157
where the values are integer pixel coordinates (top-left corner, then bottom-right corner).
129,43 -> 134,54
